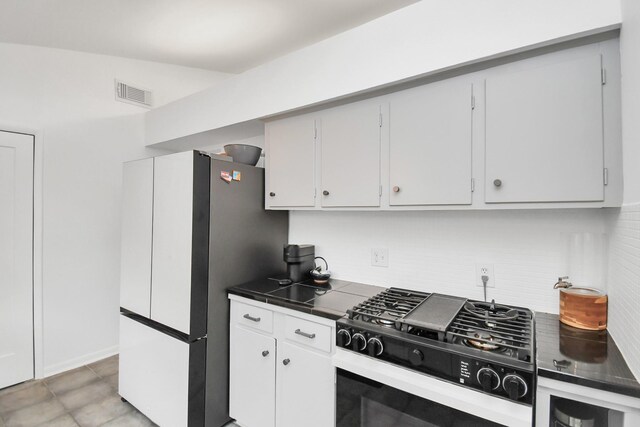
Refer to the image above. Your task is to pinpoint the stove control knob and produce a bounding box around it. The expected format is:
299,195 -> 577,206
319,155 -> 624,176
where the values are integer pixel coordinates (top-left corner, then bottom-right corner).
502,374 -> 528,400
351,332 -> 367,352
477,367 -> 500,392
367,337 -> 384,357
336,329 -> 352,348
409,349 -> 424,366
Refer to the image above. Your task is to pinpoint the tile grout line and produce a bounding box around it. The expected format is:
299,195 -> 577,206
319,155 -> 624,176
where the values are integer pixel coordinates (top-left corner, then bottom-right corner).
40,379 -> 79,427
41,366 -> 93,427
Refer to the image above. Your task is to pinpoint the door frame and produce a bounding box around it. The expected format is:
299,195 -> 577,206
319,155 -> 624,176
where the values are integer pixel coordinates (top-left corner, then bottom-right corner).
0,125 -> 44,379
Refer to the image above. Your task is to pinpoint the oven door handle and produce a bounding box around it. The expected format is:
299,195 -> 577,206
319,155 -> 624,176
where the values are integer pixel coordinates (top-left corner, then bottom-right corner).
295,329 -> 316,339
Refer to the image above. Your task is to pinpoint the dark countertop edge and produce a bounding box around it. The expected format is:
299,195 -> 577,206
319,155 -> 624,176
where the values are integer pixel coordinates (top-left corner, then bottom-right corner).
227,287 -> 345,321
537,367 -> 640,399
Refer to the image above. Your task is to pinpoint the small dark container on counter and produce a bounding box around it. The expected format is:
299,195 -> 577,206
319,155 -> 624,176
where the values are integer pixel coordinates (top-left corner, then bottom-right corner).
283,244 -> 315,284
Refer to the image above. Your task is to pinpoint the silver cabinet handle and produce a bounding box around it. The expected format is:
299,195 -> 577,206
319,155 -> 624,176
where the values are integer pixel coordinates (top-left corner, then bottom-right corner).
295,329 -> 316,339
493,179 -> 502,187
262,350 -> 269,357
283,358 -> 290,366
393,186 -> 400,193
243,314 -> 261,322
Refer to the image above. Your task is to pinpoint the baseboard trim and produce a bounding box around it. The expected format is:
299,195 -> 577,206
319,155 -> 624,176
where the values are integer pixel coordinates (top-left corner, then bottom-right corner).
41,345 -> 119,378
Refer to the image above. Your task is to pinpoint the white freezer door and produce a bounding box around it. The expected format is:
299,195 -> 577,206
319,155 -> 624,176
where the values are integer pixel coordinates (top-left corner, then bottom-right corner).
119,315 -> 191,427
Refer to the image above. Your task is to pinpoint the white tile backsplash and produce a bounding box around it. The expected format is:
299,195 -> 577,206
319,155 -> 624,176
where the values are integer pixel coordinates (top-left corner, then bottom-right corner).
289,209 -> 612,314
607,203 -> 640,378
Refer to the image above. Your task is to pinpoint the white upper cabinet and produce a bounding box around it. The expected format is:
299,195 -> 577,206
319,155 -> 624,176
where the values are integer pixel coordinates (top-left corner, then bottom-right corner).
263,41 -> 620,211
266,115 -> 316,208
320,101 -> 381,207
120,158 -> 154,317
389,79 -> 473,206
485,54 -> 605,203
151,151 -> 195,334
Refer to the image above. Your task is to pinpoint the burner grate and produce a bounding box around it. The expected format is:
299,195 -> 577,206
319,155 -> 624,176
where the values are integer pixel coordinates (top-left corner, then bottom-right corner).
447,301 -> 533,361
347,288 -> 429,327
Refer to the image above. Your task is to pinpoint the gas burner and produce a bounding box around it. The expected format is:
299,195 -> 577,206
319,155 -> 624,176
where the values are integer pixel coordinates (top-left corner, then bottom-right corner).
375,317 -> 396,327
463,300 -> 519,322
464,329 -> 508,352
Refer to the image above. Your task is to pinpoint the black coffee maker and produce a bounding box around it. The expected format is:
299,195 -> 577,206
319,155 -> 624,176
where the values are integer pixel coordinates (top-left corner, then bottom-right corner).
283,244 -> 315,283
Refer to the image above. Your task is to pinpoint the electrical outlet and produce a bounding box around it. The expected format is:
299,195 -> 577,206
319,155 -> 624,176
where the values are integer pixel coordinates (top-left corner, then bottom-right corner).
371,248 -> 389,267
476,264 -> 495,287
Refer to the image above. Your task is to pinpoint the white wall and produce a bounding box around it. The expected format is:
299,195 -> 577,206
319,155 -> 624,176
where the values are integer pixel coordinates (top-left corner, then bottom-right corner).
0,42 -> 230,376
606,0 -> 640,379
290,210 -> 609,314
146,0 -> 621,145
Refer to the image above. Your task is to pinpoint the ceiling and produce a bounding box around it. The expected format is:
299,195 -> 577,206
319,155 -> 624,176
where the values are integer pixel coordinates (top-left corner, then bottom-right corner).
0,0 -> 417,73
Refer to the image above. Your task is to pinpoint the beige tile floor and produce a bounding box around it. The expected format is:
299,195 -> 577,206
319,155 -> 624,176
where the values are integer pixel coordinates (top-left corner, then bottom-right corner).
0,355 -> 153,427
0,356 -> 239,427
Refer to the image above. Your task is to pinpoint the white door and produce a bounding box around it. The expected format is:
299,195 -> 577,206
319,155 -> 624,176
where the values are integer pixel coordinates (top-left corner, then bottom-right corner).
389,80 -> 473,205
276,341 -> 335,427
485,54 -> 604,203
266,115 -> 316,208
320,101 -> 381,207
0,131 -> 34,389
229,325 -> 276,427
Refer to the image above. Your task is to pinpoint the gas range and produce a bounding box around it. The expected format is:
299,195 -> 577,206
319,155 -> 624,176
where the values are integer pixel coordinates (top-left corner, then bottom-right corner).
336,288 -> 535,405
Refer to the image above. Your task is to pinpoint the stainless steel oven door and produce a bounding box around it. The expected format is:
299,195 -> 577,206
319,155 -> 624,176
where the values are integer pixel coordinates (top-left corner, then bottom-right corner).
333,348 -> 533,427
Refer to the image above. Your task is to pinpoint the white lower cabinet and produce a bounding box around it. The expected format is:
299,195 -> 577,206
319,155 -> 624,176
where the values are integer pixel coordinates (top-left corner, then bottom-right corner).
276,341 -> 335,427
229,297 -> 336,427
229,325 -> 276,427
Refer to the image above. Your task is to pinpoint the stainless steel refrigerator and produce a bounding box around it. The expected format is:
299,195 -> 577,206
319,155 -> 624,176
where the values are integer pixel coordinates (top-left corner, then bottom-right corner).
119,150 -> 288,426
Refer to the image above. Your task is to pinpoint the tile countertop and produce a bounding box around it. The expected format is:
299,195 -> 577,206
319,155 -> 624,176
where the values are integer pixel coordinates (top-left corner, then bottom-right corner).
227,278 -> 384,321
535,312 -> 640,398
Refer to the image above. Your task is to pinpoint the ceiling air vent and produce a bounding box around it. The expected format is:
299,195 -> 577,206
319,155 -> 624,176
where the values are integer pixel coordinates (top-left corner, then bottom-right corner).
115,80 -> 152,108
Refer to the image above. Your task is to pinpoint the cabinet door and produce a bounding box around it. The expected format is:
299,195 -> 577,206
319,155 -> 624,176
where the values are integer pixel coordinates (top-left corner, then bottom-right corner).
120,158 -> 154,317
266,115 -> 316,207
276,341 -> 335,427
389,80 -> 473,205
320,102 -> 381,207
229,325 -> 276,427
151,151 -> 195,334
485,55 -> 604,203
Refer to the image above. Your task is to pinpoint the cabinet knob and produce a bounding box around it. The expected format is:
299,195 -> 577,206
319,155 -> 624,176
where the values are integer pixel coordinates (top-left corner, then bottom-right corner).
282,358 -> 291,366
269,192 -> 276,197
493,179 -> 502,187
322,190 -> 329,196
393,186 -> 400,193
262,350 -> 269,357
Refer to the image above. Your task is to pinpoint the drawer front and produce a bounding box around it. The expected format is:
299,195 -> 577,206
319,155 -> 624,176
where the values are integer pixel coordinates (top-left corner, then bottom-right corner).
284,315 -> 332,353
231,301 -> 274,334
